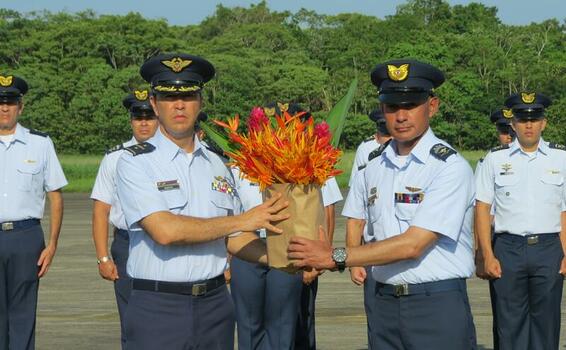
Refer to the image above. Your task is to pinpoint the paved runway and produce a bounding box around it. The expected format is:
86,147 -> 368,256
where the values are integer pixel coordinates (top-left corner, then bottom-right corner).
35,193 -> 566,349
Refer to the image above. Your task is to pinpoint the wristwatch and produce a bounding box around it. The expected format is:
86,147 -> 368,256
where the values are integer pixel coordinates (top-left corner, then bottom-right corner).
97,256 -> 111,265
332,247 -> 347,272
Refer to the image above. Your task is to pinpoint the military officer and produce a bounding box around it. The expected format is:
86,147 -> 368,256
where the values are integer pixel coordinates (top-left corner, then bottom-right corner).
490,108 -> 515,146
115,53 -> 288,350
0,74 -> 67,350
289,59 -> 477,349
476,92 -> 565,350
90,89 -> 159,349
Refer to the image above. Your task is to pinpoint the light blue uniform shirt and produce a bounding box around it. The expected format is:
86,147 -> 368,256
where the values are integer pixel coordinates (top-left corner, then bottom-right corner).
342,128 -> 475,284
349,137 -> 379,187
116,128 -> 242,282
90,137 -> 136,230
476,138 -> 566,235
0,124 -> 67,222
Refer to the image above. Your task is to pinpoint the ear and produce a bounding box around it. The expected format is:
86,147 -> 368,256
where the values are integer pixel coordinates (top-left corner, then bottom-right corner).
18,100 -> 25,116
541,118 -> 547,132
149,95 -> 159,117
428,96 -> 440,118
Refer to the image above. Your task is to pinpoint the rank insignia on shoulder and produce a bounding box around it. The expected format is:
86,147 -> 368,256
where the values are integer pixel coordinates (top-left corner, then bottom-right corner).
29,129 -> 48,137
549,143 -> 566,151
124,142 -> 155,156
368,139 -> 392,162
106,144 -> 124,154
212,176 -> 236,196
157,179 -> 180,191
430,144 -> 456,161
490,144 -> 509,153
358,164 -> 367,171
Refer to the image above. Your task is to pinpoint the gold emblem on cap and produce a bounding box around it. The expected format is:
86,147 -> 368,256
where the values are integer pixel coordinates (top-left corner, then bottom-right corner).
134,90 -> 148,101
521,92 -> 535,104
277,102 -> 289,113
161,57 -> 192,73
0,75 -> 13,87
387,64 -> 409,82
263,107 -> 275,117
502,109 -> 513,119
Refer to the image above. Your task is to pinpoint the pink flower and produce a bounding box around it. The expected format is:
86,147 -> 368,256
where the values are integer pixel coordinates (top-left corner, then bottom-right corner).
248,107 -> 269,132
314,121 -> 330,139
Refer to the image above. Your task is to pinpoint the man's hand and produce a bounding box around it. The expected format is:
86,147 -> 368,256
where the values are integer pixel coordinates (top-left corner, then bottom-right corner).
37,244 -> 57,278
559,257 -> 566,276
349,266 -> 367,286
288,226 -> 335,270
475,251 -> 489,280
483,255 -> 502,279
98,260 -> 119,281
302,268 -> 321,285
240,193 -> 289,234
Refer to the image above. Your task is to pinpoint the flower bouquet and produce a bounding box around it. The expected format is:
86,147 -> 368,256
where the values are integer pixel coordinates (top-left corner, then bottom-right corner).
201,79 -> 357,272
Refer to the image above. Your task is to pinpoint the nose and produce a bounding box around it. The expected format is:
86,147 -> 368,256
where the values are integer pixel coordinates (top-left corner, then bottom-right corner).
173,98 -> 185,110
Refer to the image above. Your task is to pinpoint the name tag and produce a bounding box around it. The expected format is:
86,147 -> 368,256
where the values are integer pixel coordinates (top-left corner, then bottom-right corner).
157,180 -> 180,191
395,192 -> 424,204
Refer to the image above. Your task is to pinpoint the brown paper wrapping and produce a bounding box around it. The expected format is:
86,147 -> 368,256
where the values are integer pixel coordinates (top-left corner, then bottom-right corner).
262,183 -> 325,273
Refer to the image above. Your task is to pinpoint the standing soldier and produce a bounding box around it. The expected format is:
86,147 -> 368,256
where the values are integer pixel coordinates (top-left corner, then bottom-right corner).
476,92 -> 565,350
289,60 -> 477,349
490,108 -> 515,147
115,53 -> 288,350
0,74 -> 67,350
90,89 -> 159,349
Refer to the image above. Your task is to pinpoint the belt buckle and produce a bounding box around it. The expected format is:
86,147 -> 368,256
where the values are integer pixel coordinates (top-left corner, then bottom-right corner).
1,222 -> 14,231
527,236 -> 539,245
192,283 -> 207,296
394,284 -> 409,297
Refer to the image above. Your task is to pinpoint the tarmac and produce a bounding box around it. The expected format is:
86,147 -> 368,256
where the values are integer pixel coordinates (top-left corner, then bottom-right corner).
35,193 -> 566,349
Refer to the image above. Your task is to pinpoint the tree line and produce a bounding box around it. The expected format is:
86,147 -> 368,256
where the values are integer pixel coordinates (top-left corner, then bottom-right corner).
0,0 -> 564,154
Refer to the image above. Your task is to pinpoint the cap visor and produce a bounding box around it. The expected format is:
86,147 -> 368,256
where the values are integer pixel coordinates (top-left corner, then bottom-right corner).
379,91 -> 430,105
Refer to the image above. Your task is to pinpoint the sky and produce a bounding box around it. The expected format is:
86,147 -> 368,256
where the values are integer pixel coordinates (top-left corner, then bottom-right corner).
3,0 -> 565,26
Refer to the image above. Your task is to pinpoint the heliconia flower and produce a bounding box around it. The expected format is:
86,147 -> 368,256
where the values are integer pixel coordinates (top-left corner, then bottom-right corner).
314,121 -> 330,139
248,107 -> 269,132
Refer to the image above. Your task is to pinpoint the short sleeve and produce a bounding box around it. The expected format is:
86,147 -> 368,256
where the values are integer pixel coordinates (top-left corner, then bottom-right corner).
321,177 -> 343,207
342,169 -> 367,220
90,154 -> 115,204
475,153 -> 495,205
43,137 -> 68,192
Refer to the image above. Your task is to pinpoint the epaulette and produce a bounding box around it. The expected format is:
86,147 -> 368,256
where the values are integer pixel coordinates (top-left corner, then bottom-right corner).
105,144 -> 124,154
364,136 -> 374,143
124,142 -> 155,156
29,129 -> 48,138
358,164 -> 367,171
368,139 -> 392,162
549,143 -> 566,151
490,144 -> 509,153
430,143 -> 456,161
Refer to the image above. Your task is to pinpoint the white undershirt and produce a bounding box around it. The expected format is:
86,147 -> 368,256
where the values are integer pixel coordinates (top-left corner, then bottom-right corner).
0,134 -> 14,144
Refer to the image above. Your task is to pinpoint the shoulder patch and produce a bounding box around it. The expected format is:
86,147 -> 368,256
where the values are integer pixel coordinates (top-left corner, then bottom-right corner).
357,164 -> 367,171
490,144 -> 509,153
106,144 -> 124,154
549,143 -> 566,151
29,129 -> 48,138
368,139 -> 392,162
430,143 -> 456,161
124,142 -> 155,156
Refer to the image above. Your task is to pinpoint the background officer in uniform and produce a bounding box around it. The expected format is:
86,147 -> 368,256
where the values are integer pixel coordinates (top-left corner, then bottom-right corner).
115,53 -> 289,350
289,59 -> 477,349
90,89 -> 158,349
490,108 -> 515,146
0,74 -> 67,350
476,92 -> 565,350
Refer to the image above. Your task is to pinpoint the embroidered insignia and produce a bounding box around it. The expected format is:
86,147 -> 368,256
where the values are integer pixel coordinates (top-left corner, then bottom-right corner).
161,57 -> 192,73
364,136 -> 374,142
387,64 -> 409,82
490,144 -> 509,153
368,139 -> 392,162
367,187 -> 378,205
395,193 -> 424,204
157,180 -> 180,191
154,85 -> 200,92
124,142 -> 155,156
549,143 -> 566,151
502,109 -> 513,119
277,102 -> 289,113
499,163 -> 514,176
405,186 -> 422,192
0,75 -> 13,87
357,164 -> 367,171
29,129 -> 48,137
430,144 -> 456,161
521,92 -> 535,104
134,90 -> 148,101
211,176 -> 236,196
106,144 -> 124,154
263,107 -> 275,117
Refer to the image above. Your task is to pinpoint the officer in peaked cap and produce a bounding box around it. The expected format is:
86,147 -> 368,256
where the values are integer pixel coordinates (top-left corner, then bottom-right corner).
490,109 -> 516,146
115,54 -> 288,350
91,89 -> 158,349
0,74 -> 67,350
290,59 -> 477,349
476,92 -> 565,350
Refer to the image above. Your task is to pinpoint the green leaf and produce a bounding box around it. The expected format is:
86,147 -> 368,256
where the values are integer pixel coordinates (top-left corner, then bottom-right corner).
199,122 -> 236,154
326,78 -> 358,148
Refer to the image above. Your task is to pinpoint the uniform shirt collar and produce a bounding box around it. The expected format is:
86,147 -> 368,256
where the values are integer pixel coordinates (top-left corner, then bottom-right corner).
13,123 -> 28,144
151,127 -> 210,162
384,127 -> 437,165
509,138 -> 549,156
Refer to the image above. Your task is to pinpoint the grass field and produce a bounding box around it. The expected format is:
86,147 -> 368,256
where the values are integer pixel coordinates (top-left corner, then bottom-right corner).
60,149 -> 487,193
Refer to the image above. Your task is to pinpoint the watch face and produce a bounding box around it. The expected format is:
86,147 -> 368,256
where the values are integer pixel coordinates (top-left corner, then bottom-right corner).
333,248 -> 347,263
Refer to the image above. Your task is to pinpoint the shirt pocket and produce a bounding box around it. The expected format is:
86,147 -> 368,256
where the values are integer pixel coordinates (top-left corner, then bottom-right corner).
494,174 -> 520,204
162,189 -> 188,214
210,191 -> 235,216
540,173 -> 564,207
16,163 -> 42,192
395,202 -> 419,222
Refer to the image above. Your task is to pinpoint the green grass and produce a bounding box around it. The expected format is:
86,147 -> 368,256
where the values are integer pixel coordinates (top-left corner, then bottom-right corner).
59,149 -> 489,193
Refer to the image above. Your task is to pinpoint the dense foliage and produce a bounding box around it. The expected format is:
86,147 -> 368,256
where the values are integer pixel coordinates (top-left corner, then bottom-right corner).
1,1 -> 564,153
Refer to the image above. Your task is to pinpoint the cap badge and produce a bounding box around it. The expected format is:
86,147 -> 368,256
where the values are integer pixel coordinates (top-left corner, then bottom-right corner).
277,102 -> 289,113
502,109 -> 513,119
0,75 -> 13,87
263,107 -> 276,117
387,64 -> 409,82
521,92 -> 535,104
161,57 -> 192,73
134,90 -> 148,101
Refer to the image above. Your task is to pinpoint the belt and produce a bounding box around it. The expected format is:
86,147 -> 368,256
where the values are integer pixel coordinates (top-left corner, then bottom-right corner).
132,274 -> 225,296
113,228 -> 129,240
0,219 -> 40,232
496,232 -> 558,245
376,278 -> 464,297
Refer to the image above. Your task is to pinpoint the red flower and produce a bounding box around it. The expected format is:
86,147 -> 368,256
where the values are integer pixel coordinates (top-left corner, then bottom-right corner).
314,121 -> 330,139
248,107 -> 269,132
